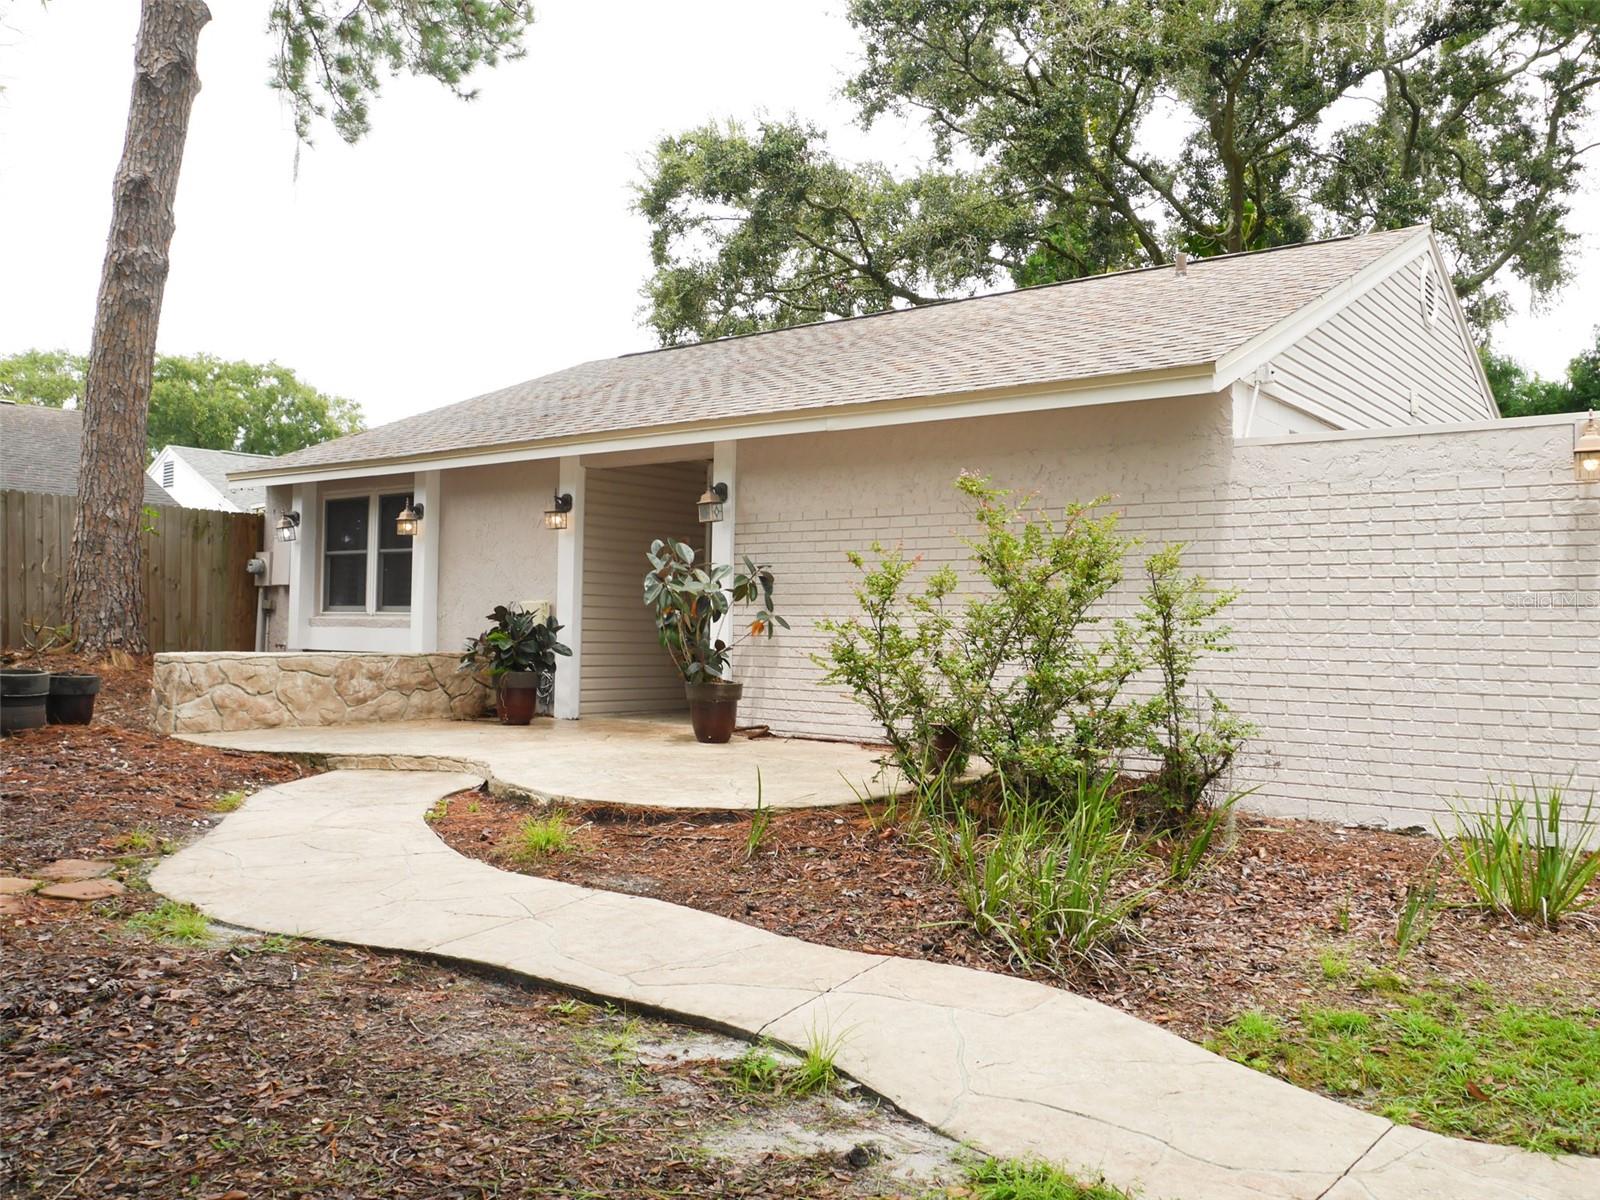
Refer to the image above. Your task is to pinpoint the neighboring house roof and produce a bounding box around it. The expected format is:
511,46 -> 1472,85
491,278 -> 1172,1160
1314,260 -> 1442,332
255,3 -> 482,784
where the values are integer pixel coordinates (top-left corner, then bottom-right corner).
155,445 -> 271,511
0,401 -> 174,506
246,225 -> 1464,479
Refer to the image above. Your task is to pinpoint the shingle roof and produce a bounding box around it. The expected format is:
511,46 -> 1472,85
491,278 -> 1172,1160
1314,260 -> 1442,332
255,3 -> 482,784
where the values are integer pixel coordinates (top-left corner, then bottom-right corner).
166,445 -> 271,511
261,226 -> 1429,475
0,403 -> 174,506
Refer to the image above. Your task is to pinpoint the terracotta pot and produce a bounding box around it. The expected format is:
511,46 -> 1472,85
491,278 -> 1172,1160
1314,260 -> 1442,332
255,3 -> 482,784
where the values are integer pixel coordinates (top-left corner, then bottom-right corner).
684,680 -> 743,744
1,668 -> 51,735
496,671 -> 540,726
47,673 -> 102,726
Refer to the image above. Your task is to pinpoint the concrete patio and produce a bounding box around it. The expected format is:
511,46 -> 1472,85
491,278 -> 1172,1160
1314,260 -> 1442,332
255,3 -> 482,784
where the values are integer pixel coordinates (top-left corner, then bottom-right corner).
177,716 -> 896,810
150,770 -> 1600,1200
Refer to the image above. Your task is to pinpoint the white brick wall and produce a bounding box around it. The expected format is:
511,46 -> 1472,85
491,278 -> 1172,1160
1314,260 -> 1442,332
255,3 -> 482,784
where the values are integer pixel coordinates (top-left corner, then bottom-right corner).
734,399 -> 1598,830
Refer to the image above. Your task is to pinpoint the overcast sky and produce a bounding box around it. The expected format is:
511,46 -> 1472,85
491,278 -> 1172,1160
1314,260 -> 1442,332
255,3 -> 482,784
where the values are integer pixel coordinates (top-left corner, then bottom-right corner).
2,1 -> 1596,430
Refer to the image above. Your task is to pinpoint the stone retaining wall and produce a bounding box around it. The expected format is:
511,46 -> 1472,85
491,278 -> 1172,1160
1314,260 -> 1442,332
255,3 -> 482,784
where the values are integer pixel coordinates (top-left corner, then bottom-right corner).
152,652 -> 489,733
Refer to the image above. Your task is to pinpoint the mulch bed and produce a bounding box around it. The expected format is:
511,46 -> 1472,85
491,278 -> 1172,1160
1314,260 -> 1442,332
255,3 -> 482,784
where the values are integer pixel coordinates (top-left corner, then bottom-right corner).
2,658 -> 938,1198
1,651 -> 306,870
436,794 -> 1600,1041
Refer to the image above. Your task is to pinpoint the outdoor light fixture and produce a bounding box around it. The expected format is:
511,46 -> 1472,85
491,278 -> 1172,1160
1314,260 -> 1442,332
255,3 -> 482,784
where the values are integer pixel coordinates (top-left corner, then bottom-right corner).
395,499 -> 424,538
543,492 -> 573,531
698,482 -> 729,524
1576,412 -> 1600,484
275,511 -> 301,543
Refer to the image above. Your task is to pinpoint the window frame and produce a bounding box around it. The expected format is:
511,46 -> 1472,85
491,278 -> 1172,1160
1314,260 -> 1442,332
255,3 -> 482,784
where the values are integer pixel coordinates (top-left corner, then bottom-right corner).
319,487 -> 415,616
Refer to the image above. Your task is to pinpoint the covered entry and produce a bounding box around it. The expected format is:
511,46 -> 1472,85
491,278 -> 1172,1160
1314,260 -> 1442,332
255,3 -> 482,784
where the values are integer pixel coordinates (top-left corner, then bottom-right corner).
578,458 -> 707,716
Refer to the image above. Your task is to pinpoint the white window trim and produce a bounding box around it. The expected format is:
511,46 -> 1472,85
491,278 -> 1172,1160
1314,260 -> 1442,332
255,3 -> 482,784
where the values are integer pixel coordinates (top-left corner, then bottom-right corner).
319,486 -> 414,615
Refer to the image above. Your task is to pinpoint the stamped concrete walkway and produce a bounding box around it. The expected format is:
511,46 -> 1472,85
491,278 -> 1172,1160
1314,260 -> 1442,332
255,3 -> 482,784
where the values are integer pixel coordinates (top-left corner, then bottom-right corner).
150,771 -> 1598,1200
177,717 -> 893,810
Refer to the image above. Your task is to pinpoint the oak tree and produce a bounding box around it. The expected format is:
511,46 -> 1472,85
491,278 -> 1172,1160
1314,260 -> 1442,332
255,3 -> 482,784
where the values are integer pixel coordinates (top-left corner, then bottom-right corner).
640,0 -> 1600,344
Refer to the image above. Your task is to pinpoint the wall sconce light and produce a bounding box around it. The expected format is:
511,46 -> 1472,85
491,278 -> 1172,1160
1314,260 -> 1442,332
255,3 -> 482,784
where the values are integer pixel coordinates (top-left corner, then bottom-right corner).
698,482 -> 729,524
275,511 -> 300,543
1576,412 -> 1600,484
395,499 -> 424,538
544,492 -> 573,531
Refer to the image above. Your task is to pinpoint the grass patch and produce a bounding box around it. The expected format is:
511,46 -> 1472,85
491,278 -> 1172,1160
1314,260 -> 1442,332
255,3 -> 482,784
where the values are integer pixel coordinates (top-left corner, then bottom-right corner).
125,901 -> 211,945
962,1157 -> 1132,1199
213,790 -> 247,813
1318,949 -> 1351,982
728,1045 -> 786,1093
508,811 -> 576,860
1208,987 -> 1600,1153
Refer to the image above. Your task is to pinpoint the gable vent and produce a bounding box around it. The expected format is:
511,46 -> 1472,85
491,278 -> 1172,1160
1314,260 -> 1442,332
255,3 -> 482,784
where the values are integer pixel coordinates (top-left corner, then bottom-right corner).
161,460 -> 175,488
1419,264 -> 1440,328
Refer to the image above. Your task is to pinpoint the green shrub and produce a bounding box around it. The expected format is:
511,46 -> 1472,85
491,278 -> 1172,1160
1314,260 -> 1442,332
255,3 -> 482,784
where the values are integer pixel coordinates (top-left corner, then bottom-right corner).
963,1156 -> 1132,1200
1443,781 -> 1599,927
1394,866 -> 1440,960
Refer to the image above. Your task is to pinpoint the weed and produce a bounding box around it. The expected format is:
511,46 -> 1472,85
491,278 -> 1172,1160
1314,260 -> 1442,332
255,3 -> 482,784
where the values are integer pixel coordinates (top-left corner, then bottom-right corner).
550,998 -> 588,1019
258,934 -> 297,954
728,1045 -> 786,1093
963,1156 -> 1133,1199
116,826 -> 158,853
213,790 -> 246,813
1210,986 -> 1600,1153
424,796 -> 451,824
790,1022 -> 844,1096
1358,968 -> 1411,995
125,901 -> 210,944
1318,949 -> 1351,982
1333,896 -> 1352,933
1443,780 -> 1600,927
1165,787 -> 1248,884
1394,866 -> 1440,960
509,811 -> 576,860
744,770 -> 772,862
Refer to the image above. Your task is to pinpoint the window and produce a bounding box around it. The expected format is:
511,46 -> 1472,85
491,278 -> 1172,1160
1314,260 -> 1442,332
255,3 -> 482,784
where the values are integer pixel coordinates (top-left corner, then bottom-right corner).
322,492 -> 412,613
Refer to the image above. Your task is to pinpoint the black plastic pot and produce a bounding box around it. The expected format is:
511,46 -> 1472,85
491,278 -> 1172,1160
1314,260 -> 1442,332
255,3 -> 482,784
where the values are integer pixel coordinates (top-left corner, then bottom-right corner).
1,668 -> 51,735
685,680 -> 743,744
47,673 -> 102,726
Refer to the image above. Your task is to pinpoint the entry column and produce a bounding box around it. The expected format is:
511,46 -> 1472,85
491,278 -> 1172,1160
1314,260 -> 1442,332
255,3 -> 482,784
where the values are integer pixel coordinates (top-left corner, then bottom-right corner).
553,456 -> 585,719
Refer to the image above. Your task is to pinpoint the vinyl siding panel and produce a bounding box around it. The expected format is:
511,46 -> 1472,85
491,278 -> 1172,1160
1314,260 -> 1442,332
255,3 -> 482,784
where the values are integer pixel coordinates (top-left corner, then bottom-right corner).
1269,257 -> 1492,429
580,460 -> 707,716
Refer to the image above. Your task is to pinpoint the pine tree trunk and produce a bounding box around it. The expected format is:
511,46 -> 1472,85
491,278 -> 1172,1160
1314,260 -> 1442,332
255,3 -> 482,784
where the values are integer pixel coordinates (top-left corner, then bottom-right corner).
67,0 -> 211,654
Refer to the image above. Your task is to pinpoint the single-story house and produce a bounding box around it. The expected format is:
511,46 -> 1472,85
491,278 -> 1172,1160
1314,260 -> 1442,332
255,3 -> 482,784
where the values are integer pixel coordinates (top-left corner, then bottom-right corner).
229,225 -> 1597,828
0,400 -> 175,507
147,444 -> 270,512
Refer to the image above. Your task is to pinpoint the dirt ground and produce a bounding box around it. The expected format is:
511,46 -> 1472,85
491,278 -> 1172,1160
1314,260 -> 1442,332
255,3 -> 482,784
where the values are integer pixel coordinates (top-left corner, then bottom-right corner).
1,656 -> 969,1199
435,790 -> 1600,1041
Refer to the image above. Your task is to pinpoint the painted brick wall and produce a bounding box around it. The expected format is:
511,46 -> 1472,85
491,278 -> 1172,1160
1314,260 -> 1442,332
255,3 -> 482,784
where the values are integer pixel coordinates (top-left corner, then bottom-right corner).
734,399 -> 1597,830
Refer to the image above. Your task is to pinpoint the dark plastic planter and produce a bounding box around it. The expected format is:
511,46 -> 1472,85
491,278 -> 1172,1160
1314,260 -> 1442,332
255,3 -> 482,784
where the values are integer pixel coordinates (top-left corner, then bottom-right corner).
1,668 -> 51,734
496,671 -> 541,726
684,680 -> 743,744
47,673 -> 102,725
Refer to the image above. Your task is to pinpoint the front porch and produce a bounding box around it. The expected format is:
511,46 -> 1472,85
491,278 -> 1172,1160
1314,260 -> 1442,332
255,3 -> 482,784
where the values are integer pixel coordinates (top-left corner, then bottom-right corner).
174,714 -> 897,811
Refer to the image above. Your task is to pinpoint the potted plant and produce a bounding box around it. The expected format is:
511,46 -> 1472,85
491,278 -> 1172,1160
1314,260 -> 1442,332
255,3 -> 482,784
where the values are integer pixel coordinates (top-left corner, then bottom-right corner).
643,539 -> 787,743
460,605 -> 571,725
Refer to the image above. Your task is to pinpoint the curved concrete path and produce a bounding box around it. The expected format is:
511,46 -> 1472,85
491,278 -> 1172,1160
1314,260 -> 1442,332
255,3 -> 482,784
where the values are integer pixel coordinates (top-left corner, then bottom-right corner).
178,717 -> 894,810
150,771 -> 1597,1200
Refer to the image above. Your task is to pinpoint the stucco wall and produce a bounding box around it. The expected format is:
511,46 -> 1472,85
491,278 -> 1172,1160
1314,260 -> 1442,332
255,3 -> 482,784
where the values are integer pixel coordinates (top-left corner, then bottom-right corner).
436,459 -> 561,654
734,402 -> 1597,829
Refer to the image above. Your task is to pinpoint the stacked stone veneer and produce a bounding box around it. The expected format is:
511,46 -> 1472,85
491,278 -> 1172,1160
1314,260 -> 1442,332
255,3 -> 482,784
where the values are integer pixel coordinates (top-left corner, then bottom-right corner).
152,652 -> 488,734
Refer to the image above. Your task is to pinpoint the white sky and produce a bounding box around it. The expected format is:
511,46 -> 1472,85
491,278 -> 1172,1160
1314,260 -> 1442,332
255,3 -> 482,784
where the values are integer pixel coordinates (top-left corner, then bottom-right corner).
2,1 -> 1596,430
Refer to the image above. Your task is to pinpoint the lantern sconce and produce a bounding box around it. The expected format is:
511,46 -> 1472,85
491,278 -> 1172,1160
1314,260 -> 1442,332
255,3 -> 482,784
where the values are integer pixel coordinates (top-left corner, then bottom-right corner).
395,499 -> 424,538
544,492 -> 574,531
698,481 -> 729,524
1576,411 -> 1600,484
275,511 -> 301,543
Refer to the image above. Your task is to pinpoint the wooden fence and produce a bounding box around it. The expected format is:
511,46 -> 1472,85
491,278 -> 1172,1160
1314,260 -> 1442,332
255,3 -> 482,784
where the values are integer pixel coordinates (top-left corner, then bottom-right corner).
0,489 -> 262,652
